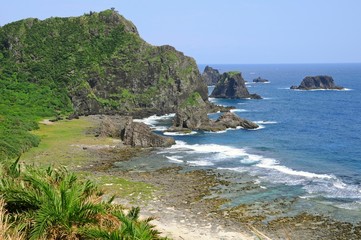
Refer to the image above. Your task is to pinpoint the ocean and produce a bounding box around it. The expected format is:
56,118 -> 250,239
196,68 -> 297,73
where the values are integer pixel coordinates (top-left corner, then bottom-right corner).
116,64 -> 361,223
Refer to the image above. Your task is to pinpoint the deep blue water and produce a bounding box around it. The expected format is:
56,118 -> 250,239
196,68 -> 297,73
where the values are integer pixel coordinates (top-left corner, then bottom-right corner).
126,64 -> 361,222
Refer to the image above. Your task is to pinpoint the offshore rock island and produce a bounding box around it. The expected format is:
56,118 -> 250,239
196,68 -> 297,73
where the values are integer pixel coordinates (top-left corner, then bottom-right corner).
210,71 -> 262,99
291,75 -> 344,90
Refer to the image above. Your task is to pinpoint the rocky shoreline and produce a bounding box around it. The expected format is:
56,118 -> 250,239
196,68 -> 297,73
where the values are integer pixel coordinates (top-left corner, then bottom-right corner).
80,136 -> 361,240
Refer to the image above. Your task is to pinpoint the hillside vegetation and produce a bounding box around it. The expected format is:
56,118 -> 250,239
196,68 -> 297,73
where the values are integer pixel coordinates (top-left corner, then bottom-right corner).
0,9 -> 207,159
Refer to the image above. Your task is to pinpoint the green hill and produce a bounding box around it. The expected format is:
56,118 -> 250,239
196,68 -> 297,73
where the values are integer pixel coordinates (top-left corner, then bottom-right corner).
0,9 -> 207,159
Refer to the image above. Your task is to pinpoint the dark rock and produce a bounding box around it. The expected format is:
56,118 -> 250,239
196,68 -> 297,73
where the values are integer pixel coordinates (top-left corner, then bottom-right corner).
202,66 -> 221,86
291,75 -> 344,90
171,92 -> 209,130
215,112 -> 259,129
210,72 -> 262,99
123,122 -> 175,147
169,96 -> 259,132
207,102 -> 235,113
98,115 -> 175,147
253,77 -> 269,83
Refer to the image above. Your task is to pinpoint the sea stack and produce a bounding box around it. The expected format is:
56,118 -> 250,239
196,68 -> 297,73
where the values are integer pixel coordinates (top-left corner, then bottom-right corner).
201,66 -> 221,86
291,75 -> 344,90
253,77 -> 269,83
210,71 -> 262,99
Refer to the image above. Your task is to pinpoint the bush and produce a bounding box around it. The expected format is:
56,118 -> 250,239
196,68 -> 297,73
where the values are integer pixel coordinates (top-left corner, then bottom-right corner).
0,159 -> 167,239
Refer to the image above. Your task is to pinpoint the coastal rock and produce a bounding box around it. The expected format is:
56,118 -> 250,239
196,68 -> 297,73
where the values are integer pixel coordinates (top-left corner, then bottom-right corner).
253,77 -> 269,83
169,97 -> 259,132
123,122 -> 175,147
215,112 -> 259,129
201,66 -> 221,86
291,75 -> 344,90
210,72 -> 262,99
170,92 -> 209,130
98,115 -> 175,147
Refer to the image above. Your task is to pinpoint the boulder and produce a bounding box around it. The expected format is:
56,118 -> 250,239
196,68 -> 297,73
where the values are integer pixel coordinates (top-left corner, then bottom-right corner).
291,75 -> 344,90
210,71 -> 262,99
123,122 -> 175,147
98,115 -> 175,147
202,66 -> 221,85
215,112 -> 259,129
170,92 -> 209,130
253,77 -> 269,83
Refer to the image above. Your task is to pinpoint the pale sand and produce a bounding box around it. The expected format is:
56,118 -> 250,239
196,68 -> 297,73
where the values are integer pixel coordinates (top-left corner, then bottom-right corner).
116,197 -> 257,240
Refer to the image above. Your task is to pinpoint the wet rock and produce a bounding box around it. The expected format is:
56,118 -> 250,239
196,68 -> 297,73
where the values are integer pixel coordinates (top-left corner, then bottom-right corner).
215,112 -> 259,129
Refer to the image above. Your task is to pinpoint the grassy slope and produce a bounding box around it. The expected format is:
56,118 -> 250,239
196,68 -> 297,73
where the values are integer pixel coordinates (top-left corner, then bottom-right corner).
21,117 -> 155,202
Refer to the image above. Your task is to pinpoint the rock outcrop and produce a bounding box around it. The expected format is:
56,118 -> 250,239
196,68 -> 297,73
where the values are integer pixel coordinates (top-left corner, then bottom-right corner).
170,92 -> 209,130
123,122 -> 175,147
201,66 -> 221,86
168,93 -> 259,132
253,77 -> 269,83
210,72 -> 262,99
291,76 -> 344,90
98,115 -> 175,147
215,112 -> 259,129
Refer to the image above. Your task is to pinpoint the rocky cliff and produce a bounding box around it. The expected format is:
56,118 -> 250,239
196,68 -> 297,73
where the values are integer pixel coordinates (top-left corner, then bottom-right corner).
169,93 -> 258,132
201,66 -> 221,85
291,76 -> 344,90
210,72 -> 261,99
0,9 -> 208,117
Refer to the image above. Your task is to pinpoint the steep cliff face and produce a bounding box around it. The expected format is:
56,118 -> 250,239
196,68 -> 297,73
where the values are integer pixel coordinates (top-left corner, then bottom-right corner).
0,9 -> 207,116
210,72 -> 261,99
201,66 -> 221,85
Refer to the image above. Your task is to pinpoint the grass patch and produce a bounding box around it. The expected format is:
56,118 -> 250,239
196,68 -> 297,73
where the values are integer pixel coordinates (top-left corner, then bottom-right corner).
81,173 -> 156,203
20,117 -> 156,203
20,117 -> 111,167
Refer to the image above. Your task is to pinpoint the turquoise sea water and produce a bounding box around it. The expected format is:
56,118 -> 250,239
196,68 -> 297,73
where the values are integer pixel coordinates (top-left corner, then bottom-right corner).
118,64 -> 361,222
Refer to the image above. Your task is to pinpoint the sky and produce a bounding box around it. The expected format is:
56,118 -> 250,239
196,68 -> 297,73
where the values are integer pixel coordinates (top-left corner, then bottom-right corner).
1,0 -> 361,64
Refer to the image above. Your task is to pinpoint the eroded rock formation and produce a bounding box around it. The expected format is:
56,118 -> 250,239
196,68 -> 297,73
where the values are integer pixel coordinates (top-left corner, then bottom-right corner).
210,72 -> 262,99
291,76 -> 344,90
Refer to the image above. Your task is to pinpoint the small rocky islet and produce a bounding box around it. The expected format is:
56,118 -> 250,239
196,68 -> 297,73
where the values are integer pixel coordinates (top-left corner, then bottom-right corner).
291,75 -> 344,90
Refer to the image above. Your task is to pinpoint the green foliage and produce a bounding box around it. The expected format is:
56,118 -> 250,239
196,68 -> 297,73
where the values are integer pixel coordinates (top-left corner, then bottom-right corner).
181,92 -> 202,107
0,160 -> 166,239
227,71 -> 241,77
0,9 -> 199,159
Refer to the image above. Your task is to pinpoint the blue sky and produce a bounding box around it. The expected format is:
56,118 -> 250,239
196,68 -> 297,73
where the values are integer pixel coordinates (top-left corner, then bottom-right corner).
1,0 -> 360,64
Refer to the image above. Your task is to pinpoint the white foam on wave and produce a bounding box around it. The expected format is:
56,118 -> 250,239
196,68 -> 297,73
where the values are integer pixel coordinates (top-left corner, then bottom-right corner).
255,157 -> 333,179
254,121 -> 278,125
134,113 -> 175,131
170,141 -> 248,159
230,109 -> 248,113
162,141 -> 361,202
166,156 -> 185,163
163,131 -> 198,136
188,160 -> 214,166
294,88 -> 352,92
